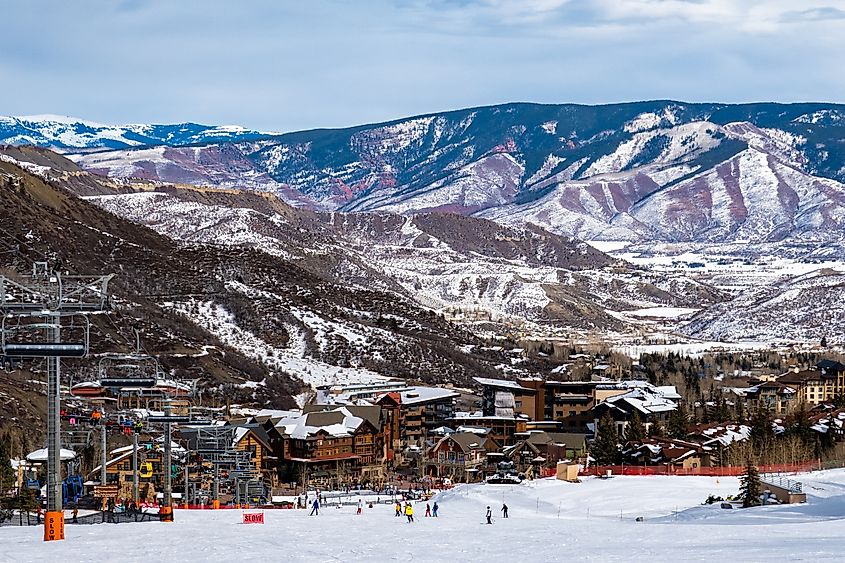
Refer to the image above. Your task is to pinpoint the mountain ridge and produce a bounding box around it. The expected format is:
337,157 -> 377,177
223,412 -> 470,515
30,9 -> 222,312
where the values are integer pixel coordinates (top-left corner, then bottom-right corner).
5,101 -> 845,246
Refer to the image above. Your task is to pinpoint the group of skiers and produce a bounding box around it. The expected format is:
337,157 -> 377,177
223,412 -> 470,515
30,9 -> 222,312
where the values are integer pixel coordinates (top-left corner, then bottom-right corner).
393,500 -> 439,521
485,503 -> 508,524
309,497 -> 510,524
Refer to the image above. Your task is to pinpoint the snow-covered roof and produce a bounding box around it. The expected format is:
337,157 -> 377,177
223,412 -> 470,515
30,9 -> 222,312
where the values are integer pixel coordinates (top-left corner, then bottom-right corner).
275,406 -> 367,440
692,423 -> 751,447
26,448 -> 77,462
399,386 -> 460,405
472,377 -> 526,391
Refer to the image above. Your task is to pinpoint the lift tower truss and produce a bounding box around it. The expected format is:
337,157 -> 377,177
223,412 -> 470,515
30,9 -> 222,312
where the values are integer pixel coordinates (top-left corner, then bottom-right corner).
0,263 -> 113,542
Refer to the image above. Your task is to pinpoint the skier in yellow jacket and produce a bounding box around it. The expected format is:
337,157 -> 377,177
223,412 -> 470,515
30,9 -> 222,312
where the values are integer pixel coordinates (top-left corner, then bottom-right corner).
405,502 -> 414,523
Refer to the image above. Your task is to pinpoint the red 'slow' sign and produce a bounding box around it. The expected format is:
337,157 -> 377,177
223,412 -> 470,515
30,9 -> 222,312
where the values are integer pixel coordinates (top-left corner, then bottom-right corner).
243,512 -> 264,524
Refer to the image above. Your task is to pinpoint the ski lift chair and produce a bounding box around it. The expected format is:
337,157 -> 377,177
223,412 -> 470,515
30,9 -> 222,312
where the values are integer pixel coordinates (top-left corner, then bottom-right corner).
0,313 -> 90,358
98,354 -> 160,388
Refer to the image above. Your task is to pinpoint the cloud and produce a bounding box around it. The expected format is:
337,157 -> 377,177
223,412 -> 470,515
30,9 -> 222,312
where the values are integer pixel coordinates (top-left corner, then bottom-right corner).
0,0 -> 842,131
784,6 -> 845,22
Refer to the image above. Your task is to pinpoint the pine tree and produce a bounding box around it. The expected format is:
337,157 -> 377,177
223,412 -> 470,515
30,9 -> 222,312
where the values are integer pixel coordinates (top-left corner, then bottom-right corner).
592,412 -> 620,465
667,404 -> 689,439
0,435 -> 14,494
651,423 -> 666,438
0,435 -> 16,522
739,464 -> 762,508
750,406 -> 774,454
790,402 -> 812,443
624,411 -> 646,443
715,397 -> 731,422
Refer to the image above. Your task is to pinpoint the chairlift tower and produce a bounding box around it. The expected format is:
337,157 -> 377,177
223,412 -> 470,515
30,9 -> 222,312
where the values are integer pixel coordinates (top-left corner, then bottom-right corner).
0,262 -> 113,542
146,401 -> 197,521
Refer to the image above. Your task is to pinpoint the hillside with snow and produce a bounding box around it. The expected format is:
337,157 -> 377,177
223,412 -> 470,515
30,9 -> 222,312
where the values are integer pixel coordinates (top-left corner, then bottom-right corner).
51,101 -> 845,247
0,114 -> 272,151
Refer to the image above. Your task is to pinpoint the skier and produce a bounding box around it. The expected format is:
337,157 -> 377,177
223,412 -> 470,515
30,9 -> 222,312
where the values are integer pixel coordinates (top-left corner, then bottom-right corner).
395,501 -> 402,517
310,498 -> 320,516
432,502 -> 439,517
501,503 -> 508,518
485,506 -> 492,524
425,503 -> 431,517
405,502 -> 414,523
357,499 -> 363,515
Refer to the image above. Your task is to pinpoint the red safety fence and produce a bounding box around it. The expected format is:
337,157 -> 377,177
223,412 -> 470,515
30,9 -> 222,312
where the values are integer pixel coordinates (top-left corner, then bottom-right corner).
579,462 -> 819,477
539,467 -> 557,478
176,504 -> 291,510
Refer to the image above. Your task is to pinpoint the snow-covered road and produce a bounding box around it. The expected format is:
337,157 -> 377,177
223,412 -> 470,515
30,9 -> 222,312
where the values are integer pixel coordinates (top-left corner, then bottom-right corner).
4,471 -> 845,562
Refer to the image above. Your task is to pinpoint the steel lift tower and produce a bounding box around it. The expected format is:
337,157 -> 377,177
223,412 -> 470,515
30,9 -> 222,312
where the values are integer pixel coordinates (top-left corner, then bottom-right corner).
0,263 -> 112,541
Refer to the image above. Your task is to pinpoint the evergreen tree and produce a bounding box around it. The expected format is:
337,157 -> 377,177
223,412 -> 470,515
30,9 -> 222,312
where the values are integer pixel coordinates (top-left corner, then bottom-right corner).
667,404 -> 690,439
651,423 -> 666,438
0,435 -> 16,523
750,406 -> 775,454
715,397 -> 731,422
790,402 -> 812,442
591,412 -> 620,465
623,411 -> 647,443
0,435 -> 13,494
739,464 -> 762,508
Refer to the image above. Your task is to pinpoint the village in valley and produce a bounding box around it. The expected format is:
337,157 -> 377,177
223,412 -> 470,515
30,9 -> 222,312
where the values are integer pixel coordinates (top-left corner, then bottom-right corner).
6,339 -> 845,514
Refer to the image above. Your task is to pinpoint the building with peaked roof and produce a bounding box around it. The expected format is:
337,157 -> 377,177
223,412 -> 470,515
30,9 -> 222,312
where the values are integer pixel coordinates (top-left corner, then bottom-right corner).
229,424 -> 275,483
503,431 -> 587,474
425,432 -> 489,481
271,406 -> 384,488
744,381 -> 797,415
622,438 -> 712,469
592,382 -> 680,436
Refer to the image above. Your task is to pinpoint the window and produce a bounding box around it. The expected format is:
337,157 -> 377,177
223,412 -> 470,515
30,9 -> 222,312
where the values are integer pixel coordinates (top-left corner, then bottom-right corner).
448,452 -> 456,462
438,452 -> 445,462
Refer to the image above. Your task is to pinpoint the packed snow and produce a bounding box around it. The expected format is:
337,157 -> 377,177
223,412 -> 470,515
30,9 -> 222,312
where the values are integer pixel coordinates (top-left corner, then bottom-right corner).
8,470 -> 845,561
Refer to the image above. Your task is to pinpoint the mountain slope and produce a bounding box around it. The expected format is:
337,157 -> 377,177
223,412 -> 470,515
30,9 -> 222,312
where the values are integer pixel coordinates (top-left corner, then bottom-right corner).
0,156 -> 544,443
0,114 -> 272,151
59,101 -> 845,244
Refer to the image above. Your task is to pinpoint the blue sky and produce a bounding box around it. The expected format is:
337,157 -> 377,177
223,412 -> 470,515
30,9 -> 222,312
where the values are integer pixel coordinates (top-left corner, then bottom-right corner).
1,0 -> 844,132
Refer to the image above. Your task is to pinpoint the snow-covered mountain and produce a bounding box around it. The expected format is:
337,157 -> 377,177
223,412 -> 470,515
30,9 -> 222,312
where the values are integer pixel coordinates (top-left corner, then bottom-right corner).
54,101 -> 845,245
0,114 -> 273,150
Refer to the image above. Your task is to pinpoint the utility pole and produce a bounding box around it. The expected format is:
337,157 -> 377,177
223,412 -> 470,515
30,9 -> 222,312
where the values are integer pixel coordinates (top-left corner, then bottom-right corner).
132,431 -> 139,506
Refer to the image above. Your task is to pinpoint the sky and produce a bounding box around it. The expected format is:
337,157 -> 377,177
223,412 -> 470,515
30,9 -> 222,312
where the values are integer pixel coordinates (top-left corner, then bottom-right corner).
1,0 -> 844,133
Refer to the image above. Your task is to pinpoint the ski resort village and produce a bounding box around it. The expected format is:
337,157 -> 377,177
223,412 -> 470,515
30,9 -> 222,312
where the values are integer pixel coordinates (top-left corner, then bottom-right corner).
5,1 -> 845,558
3,110 -> 845,561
